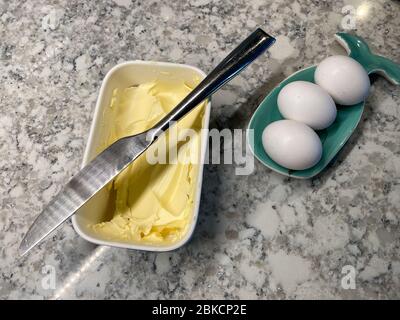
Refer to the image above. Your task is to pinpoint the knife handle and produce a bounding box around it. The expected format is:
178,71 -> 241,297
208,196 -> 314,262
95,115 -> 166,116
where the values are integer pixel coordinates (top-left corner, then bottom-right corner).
150,28 -> 275,139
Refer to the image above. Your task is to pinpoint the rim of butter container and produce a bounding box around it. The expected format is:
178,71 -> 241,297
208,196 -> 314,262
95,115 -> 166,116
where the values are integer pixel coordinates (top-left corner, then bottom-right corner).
71,60 -> 211,252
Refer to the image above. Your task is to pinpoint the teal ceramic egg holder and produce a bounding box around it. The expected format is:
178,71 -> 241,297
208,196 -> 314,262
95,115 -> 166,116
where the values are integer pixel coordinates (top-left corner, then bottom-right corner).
248,32 -> 400,179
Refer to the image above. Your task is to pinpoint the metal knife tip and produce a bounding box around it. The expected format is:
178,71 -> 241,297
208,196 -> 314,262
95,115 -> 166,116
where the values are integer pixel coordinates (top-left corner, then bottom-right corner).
18,238 -> 33,257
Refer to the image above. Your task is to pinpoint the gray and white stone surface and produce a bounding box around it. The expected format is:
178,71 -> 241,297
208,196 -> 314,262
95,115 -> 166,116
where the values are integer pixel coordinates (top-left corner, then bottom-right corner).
1,0 -> 399,299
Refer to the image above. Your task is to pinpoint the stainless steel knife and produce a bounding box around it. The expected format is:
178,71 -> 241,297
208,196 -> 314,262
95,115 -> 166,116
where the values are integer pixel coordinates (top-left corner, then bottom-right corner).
19,28 -> 275,256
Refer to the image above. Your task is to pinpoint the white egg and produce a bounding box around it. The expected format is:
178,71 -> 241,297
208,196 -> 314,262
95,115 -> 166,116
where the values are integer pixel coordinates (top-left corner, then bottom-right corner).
314,55 -> 370,105
262,120 -> 322,170
277,81 -> 337,130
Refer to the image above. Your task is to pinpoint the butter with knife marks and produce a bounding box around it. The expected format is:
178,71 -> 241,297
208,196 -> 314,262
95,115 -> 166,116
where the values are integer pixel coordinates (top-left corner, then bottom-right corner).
90,79 -> 205,245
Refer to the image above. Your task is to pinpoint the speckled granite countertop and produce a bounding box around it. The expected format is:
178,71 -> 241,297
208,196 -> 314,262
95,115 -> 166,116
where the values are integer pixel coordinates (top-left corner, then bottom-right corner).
1,0 -> 399,299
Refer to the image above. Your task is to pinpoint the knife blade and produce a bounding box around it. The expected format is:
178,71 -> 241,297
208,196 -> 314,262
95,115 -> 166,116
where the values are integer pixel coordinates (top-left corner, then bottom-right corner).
19,134 -> 149,255
19,28 -> 275,256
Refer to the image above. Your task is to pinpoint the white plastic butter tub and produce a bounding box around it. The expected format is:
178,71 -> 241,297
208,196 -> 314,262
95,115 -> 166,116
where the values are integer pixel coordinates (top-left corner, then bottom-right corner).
72,61 -> 211,251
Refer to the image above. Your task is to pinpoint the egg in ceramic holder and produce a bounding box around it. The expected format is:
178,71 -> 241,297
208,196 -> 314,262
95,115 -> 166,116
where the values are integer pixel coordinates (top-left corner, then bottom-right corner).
248,33 -> 400,179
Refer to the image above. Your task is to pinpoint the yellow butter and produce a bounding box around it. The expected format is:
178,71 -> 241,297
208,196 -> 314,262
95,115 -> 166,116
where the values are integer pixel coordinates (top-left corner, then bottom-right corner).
91,79 -> 205,245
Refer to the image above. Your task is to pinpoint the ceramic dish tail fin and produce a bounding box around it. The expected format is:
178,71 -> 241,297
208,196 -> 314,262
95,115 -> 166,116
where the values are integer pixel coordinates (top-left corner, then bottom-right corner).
335,32 -> 400,85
